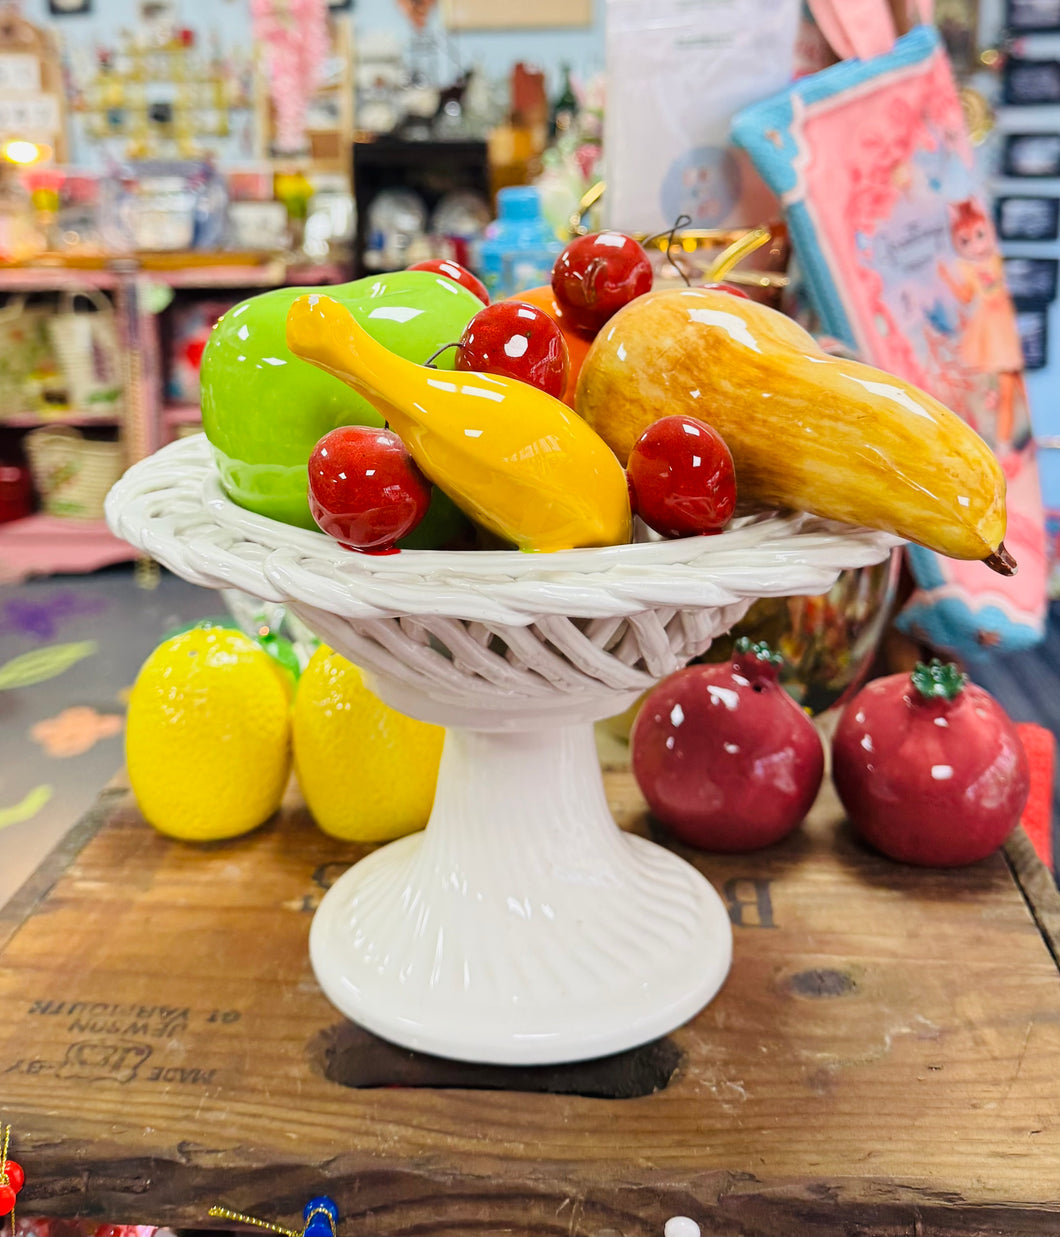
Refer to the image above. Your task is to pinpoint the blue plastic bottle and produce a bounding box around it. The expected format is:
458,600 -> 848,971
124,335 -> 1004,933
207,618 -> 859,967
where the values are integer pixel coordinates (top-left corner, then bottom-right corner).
476,186 -> 562,300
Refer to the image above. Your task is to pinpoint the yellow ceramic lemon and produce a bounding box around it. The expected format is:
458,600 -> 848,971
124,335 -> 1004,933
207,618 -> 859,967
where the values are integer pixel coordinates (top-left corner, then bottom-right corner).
293,646 -> 444,842
126,626 -> 292,841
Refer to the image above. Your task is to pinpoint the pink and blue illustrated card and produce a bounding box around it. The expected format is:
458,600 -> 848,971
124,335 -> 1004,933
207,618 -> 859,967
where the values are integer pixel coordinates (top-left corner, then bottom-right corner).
732,24 -> 1048,656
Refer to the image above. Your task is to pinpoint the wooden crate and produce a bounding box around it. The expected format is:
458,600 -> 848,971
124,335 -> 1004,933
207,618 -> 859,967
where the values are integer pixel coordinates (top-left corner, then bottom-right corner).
1,766 -> 1059,1237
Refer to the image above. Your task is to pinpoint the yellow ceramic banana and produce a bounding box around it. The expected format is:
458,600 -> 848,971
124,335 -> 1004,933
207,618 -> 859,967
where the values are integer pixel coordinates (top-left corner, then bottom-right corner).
287,293 -> 631,552
576,287 -> 1012,572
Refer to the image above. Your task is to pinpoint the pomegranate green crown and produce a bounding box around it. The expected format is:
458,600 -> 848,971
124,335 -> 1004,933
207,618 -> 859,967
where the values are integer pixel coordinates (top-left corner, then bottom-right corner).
910,659 -> 967,701
733,636 -> 783,667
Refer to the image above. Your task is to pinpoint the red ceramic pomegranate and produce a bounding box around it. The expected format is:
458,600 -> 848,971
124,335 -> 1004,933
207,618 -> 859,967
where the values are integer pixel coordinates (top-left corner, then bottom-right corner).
631,638 -> 824,852
832,660 -> 1030,867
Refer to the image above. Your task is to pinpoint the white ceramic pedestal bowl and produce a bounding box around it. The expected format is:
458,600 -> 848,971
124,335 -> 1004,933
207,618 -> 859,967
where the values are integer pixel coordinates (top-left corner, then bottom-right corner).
107,435 -> 899,1066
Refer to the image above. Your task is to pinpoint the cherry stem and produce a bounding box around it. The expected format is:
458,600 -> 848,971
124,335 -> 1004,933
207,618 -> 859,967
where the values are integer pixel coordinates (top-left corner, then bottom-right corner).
666,214 -> 692,286
644,214 -> 692,287
424,341 -> 461,369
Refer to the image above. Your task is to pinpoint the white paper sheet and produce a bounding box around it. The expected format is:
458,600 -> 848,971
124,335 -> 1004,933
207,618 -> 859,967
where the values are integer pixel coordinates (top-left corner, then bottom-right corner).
604,0 -> 801,233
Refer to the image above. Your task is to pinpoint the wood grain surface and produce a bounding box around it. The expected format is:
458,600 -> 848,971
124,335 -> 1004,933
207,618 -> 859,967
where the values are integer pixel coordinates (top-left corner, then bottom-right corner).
1,768 -> 1059,1237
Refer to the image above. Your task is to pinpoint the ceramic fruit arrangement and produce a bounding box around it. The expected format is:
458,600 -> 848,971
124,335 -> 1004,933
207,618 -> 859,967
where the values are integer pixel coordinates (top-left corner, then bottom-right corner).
199,231 -> 1015,572
0,1153 -> 24,1220
515,283 -> 593,408
575,285 -> 1013,571
631,638 -> 824,852
286,293 -> 632,553
127,627 -> 442,845
200,267 -> 482,542
832,660 -> 1030,867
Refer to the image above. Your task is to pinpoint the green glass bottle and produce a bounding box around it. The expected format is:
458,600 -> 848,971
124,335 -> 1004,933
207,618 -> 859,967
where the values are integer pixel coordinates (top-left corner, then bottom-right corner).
550,63 -> 579,136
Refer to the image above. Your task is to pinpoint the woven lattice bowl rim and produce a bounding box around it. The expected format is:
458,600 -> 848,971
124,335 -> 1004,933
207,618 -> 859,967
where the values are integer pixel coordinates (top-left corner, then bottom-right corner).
106,435 -> 902,628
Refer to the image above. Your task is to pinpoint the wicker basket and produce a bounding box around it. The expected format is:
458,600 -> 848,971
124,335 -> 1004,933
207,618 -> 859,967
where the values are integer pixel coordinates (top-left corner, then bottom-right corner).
46,289 -> 124,416
25,426 -> 125,521
0,295 -> 54,411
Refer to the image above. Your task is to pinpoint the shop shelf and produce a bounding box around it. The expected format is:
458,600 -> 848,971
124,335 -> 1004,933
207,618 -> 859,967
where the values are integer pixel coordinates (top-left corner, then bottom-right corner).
162,404 -> 202,427
0,265 -> 119,292
0,411 -> 122,428
0,512 -> 137,582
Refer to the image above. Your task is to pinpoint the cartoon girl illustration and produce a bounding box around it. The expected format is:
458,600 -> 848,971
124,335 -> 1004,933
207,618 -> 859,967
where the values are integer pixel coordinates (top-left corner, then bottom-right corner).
936,198 -> 1026,451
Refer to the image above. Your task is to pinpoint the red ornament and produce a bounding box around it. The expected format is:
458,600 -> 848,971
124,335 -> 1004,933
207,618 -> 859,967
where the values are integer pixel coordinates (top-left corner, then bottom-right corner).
406,259 -> 489,306
0,1183 -> 16,1216
832,660 -> 1030,867
308,426 -> 432,554
626,414 -> 736,538
455,301 -> 569,399
551,231 -> 653,335
699,281 -> 751,298
2,1160 -> 24,1193
632,639 -> 824,852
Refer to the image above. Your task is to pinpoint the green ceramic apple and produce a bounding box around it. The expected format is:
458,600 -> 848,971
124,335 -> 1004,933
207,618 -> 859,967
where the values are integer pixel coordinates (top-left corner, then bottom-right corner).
201,269 -> 481,541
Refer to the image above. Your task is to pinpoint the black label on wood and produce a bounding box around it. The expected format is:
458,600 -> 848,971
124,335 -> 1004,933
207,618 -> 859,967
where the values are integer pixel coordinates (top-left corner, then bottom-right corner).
723,878 -> 776,928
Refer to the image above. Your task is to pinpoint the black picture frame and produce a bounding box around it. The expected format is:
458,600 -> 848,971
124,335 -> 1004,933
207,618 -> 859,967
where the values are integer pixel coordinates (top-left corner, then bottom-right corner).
1002,58 -> 1060,106
996,196 -> 1060,242
1002,132 -> 1060,178
1005,0 -> 1060,32
1004,257 -> 1059,303
1014,302 -> 1049,370
47,0 -> 91,13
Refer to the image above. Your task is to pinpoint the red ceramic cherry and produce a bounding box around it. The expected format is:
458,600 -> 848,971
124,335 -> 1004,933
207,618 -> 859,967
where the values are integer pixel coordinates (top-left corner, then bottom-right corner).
699,281 -> 751,299
2,1161 -> 23,1193
832,660 -> 1030,867
455,301 -> 569,399
406,259 -> 490,306
0,1183 -> 15,1216
308,426 -> 432,554
627,414 -> 736,538
632,639 -> 824,852
551,231 -> 652,334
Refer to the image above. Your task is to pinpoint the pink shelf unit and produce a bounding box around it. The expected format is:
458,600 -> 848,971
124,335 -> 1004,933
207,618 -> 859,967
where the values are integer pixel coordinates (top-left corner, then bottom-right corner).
0,412 -> 122,428
0,268 -> 119,292
162,405 -> 202,426
0,514 -> 137,583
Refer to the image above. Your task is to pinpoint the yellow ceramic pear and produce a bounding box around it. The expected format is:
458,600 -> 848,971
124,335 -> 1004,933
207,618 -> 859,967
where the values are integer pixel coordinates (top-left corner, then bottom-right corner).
576,287 -> 1012,571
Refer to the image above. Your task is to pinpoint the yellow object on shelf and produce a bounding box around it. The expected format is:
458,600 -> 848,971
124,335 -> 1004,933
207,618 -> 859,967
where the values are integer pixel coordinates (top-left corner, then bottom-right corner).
126,627 -> 292,842
292,647 -> 444,843
286,293 -> 632,553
